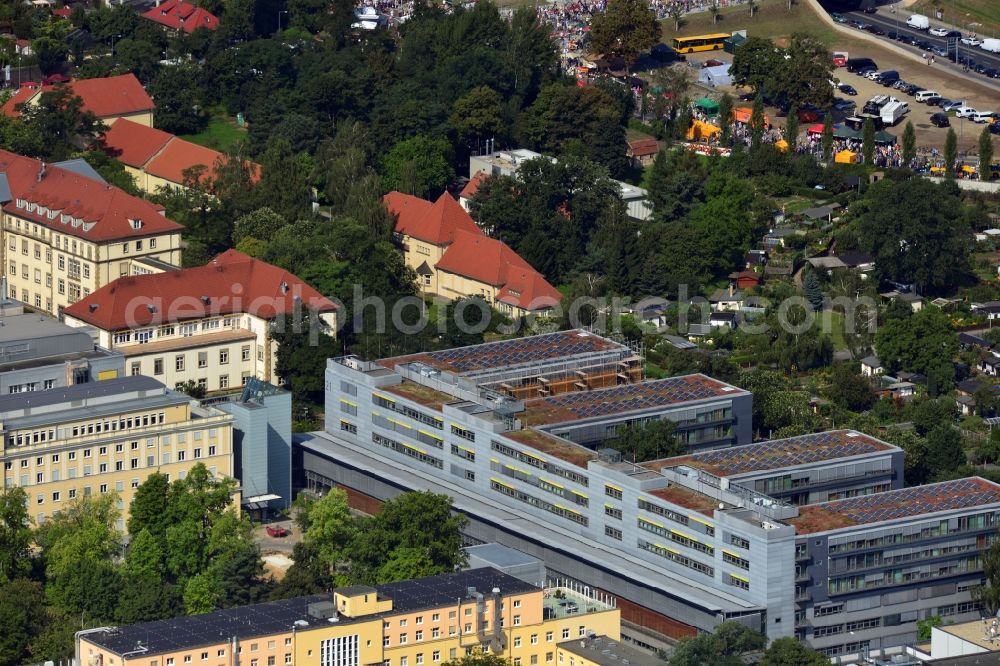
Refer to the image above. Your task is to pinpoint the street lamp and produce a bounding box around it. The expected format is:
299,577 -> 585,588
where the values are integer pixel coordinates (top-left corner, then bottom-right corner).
277,10 -> 288,33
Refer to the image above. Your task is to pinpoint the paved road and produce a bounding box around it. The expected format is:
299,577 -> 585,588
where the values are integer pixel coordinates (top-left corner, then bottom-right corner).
835,10 -> 1000,90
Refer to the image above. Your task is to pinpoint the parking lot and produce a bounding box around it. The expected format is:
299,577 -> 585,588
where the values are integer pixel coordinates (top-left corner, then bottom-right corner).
831,53 -> 999,154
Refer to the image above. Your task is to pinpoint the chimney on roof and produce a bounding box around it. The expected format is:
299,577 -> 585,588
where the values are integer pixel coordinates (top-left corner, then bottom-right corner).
89,304 -> 98,312
280,281 -> 289,294
201,296 -> 210,305
37,161 -> 45,182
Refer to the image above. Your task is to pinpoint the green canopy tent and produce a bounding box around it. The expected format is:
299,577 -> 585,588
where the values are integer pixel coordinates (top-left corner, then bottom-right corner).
873,130 -> 897,145
833,125 -> 862,140
694,97 -> 720,116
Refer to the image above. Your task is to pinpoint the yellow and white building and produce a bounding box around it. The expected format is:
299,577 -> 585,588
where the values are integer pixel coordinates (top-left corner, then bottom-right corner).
0,375 -> 234,529
77,568 -> 621,666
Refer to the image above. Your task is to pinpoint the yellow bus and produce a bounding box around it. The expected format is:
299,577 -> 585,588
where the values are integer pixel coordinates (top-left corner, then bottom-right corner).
671,33 -> 731,53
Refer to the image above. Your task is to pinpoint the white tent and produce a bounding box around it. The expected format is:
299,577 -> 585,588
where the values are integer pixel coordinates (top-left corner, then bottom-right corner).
697,64 -> 732,88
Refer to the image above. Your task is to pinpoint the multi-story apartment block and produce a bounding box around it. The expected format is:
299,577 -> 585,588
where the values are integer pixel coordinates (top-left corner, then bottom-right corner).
62,249 -> 337,394
0,375 -> 234,529
790,478 -> 1000,660
77,568 -> 621,666
0,294 -> 124,393
657,430 -> 905,505
300,331 -> 1000,656
0,149 -> 183,314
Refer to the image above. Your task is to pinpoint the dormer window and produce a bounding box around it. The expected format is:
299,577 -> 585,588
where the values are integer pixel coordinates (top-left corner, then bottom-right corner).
47,209 -> 57,219
37,206 -> 46,216
26,203 -> 35,213
60,214 -> 70,224
15,199 -> 24,209
129,219 -> 143,230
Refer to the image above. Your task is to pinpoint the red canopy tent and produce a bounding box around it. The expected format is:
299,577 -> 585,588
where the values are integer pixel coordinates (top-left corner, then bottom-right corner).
807,123 -> 825,135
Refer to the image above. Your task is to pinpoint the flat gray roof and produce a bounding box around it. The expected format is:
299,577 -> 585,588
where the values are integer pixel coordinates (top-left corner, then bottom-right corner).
0,313 -> 89,345
465,543 -> 542,569
0,375 -> 165,414
558,637 -> 663,666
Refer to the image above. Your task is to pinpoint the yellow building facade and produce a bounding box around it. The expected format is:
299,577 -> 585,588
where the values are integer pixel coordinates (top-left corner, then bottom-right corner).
1,375 -> 234,529
78,570 -> 621,666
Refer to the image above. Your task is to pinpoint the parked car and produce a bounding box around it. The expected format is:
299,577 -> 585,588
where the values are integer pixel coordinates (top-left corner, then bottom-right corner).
915,90 -> 940,103
929,27 -> 949,37
974,62 -> 989,73
931,46 -> 949,58
839,83 -> 858,95
945,30 -> 962,38
863,5 -> 877,13
984,68 -> 1000,79
831,12 -> 848,23
834,99 -> 856,112
930,112 -> 951,127
942,100 -> 965,112
902,84 -> 922,95
931,98 -> 953,108
955,106 -> 978,118
962,36 -> 982,46
266,525 -> 290,538
887,30 -> 898,40
990,121 -> 1000,135
973,111 -> 995,124
865,25 -> 886,36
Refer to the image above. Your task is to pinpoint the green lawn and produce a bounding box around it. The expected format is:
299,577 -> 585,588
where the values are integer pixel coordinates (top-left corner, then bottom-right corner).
180,112 -> 246,152
661,0 -> 838,47
820,309 -> 849,352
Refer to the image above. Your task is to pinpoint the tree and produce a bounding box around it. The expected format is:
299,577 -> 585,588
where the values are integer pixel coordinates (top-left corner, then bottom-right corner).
709,0 -> 721,24
443,651 -> 510,666
973,538 -> 1000,615
760,638 -> 828,666
0,579 -> 48,666
945,127 -> 957,178
925,425 -> 965,479
785,104 -> 799,152
18,87 -> 105,161
450,86 -> 503,152
609,419 -> 682,462
861,117 -> 875,165
301,488 -> 355,577
803,271 -> 823,311
175,379 -> 207,399
380,135 -> 454,199
902,120 -> 916,166
233,207 -> 288,244
668,622 -> 766,666
148,64 -> 207,135
750,96 -> 765,149
854,179 -> 972,295
646,148 -> 707,222
821,114 -> 834,161
980,125 -> 994,182
587,0 -> 658,70
184,573 -> 222,614
114,38 -> 160,83
271,306 -> 339,408
875,306 -> 957,383
0,487 -> 32,584
912,398 -> 957,437
33,37 -> 68,75
826,363 -> 875,412
731,37 -> 783,99
917,616 -> 944,641
717,93 -> 734,143
128,472 -> 171,540
667,4 -> 685,31
347,491 -> 468,584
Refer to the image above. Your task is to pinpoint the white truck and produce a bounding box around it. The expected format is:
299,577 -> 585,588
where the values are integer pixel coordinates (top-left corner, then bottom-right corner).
881,100 -> 909,126
906,14 -> 930,30
981,38 -> 1000,53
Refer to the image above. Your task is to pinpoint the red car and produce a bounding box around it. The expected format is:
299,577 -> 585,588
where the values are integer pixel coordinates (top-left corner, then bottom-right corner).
266,525 -> 290,538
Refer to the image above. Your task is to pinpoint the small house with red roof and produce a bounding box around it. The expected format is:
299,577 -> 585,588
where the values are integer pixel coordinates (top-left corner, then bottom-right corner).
626,138 -> 660,167
102,118 -> 260,194
2,73 -> 155,127
142,0 -> 219,34
62,249 -> 337,393
0,148 -> 184,313
384,191 -> 560,315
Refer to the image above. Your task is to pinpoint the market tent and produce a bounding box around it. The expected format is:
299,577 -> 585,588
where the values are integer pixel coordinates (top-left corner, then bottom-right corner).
833,125 -> 861,140
873,130 -> 897,144
733,106 -> 771,127
806,123 -> 825,135
686,120 -> 722,141
694,97 -> 720,115
775,139 -> 789,152
835,149 -> 857,164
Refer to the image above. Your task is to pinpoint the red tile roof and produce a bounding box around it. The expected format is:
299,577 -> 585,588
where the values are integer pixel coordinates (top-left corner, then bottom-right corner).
436,229 -> 560,311
102,119 -> 173,168
1,74 -> 154,120
142,0 -> 219,33
459,172 -> 488,200
0,149 -> 183,242
63,249 -> 337,331
628,138 -> 660,157
51,7 -> 72,18
145,136 -> 228,185
385,192 -> 480,246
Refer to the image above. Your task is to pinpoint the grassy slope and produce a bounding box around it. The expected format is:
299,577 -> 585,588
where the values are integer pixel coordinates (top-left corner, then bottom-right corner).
660,0 -> 839,46
907,0 -> 1000,38
180,112 -> 246,152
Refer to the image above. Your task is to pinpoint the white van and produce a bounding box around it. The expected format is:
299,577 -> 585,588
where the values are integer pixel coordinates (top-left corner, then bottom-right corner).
906,14 -> 929,30
973,111 -> 996,124
915,90 -> 940,103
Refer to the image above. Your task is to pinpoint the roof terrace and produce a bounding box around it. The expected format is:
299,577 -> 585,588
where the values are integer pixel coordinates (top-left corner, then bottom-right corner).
787,477 -> 1000,535
521,375 -> 744,426
380,330 -> 626,376
646,430 -> 896,477
505,428 -> 597,469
